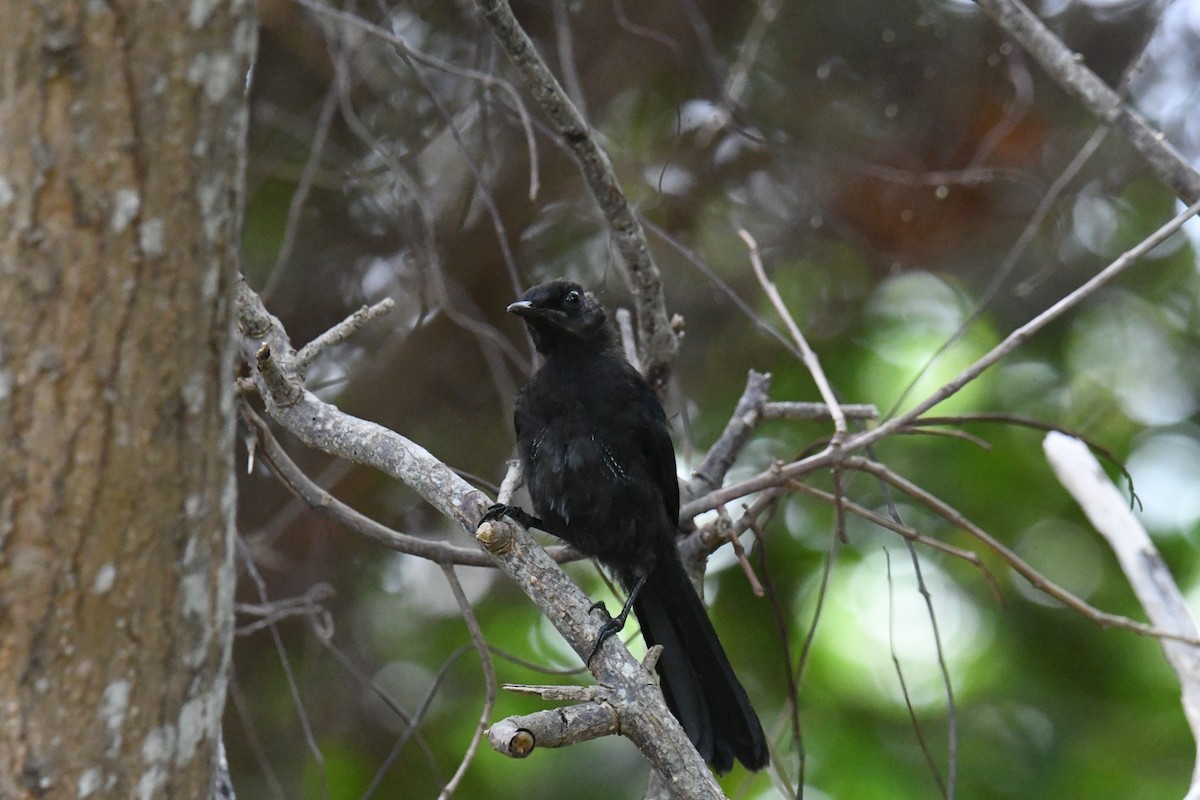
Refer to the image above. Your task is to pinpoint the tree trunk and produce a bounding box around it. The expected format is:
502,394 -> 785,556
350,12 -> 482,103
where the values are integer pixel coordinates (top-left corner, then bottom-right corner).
0,1 -> 255,797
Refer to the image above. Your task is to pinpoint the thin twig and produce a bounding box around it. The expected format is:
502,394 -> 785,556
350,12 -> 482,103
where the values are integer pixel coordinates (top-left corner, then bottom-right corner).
437,565 -> 497,800
761,401 -> 877,422
786,480 -> 1002,600
848,456 -> 1200,647
362,644 -> 477,798
882,549 -> 949,799
721,0 -> 781,111
294,0 -> 540,201
751,537 -> 800,800
901,539 -> 957,797
228,669 -> 287,800
236,537 -> 331,800
262,43 -> 345,300
295,298 -> 396,372
308,623 -> 445,780
683,370 -> 772,501
740,229 -> 847,440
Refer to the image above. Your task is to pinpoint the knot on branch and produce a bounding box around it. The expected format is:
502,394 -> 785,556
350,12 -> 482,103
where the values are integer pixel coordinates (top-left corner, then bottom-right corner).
487,696 -> 620,760
476,519 -> 514,554
254,343 -> 304,408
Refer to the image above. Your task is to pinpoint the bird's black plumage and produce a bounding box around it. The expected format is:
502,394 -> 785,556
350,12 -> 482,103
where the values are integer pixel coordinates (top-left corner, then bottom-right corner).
493,278 -> 768,773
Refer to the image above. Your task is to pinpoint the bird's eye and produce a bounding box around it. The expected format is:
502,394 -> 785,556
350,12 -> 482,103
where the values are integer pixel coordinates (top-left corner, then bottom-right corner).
563,290 -> 582,308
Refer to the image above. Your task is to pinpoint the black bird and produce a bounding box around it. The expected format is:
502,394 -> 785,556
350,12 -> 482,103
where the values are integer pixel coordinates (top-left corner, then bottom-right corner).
487,278 -> 768,773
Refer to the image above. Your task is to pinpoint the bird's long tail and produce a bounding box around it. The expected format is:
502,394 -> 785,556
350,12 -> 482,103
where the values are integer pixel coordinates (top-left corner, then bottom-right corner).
628,553 -> 768,773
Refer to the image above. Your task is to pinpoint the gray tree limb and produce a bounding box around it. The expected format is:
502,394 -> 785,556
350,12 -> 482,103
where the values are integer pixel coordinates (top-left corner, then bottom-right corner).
975,0 -> 1200,203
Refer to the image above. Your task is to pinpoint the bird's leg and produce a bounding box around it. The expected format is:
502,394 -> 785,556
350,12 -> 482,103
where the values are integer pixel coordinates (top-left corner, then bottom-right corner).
480,503 -> 544,531
587,574 -> 646,665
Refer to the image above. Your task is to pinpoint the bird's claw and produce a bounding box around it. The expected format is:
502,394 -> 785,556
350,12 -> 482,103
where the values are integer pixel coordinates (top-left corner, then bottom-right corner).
480,503 -> 515,524
480,503 -> 542,530
587,616 -> 627,665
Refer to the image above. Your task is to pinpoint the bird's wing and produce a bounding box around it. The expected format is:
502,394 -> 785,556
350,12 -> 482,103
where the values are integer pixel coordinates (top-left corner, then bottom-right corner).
635,378 -> 680,527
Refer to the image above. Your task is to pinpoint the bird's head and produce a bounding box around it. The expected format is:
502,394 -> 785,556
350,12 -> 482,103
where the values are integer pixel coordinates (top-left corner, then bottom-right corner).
507,279 -> 614,355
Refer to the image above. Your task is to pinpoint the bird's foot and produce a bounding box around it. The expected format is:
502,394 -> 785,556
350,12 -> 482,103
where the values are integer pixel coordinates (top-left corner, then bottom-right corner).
587,613 -> 626,665
585,576 -> 645,665
480,503 -> 540,530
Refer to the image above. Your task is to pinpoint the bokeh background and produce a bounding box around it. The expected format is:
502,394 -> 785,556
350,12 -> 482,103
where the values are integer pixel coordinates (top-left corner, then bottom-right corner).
233,0 -> 1200,797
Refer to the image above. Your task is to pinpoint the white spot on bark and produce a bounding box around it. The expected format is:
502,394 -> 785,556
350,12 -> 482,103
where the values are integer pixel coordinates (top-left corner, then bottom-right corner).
186,52 -> 208,87
93,563 -> 116,594
0,370 -> 11,401
234,15 -> 257,57
137,764 -> 167,800
181,570 -> 208,616
188,0 -> 219,28
182,370 -> 206,415
184,493 -> 203,519
138,726 -> 174,800
139,218 -> 165,258
207,52 -> 239,102
101,680 -> 130,755
0,175 -> 14,208
111,189 -> 140,233
188,50 -> 239,103
195,176 -> 224,243
77,768 -> 101,797
201,262 -> 219,300
175,697 -> 205,765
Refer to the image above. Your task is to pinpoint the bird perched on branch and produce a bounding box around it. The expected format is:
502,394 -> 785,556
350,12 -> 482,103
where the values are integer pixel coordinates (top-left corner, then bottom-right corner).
485,278 -> 768,773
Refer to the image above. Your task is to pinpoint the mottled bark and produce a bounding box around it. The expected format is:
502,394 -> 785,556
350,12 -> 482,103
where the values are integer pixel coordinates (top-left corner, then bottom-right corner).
0,1 -> 254,797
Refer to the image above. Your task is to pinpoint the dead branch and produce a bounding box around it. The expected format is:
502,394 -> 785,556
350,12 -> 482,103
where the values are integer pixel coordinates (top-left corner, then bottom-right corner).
473,0 -> 680,385
1044,432 -> 1200,799
683,370 -> 773,501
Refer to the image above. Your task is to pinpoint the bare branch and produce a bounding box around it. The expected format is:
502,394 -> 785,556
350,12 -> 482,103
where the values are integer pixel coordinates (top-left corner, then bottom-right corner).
294,298 -> 396,372
683,370 -> 772,501
238,279 -> 492,534
975,0 -> 1200,203
473,0 -> 680,386
1044,432 -> 1200,798
488,701 -> 619,757
239,277 -> 729,785
761,401 -> 877,422
241,401 -> 579,568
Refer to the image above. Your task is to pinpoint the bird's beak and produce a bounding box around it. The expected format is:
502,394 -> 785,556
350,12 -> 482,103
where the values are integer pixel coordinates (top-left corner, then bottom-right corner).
507,300 -> 545,320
